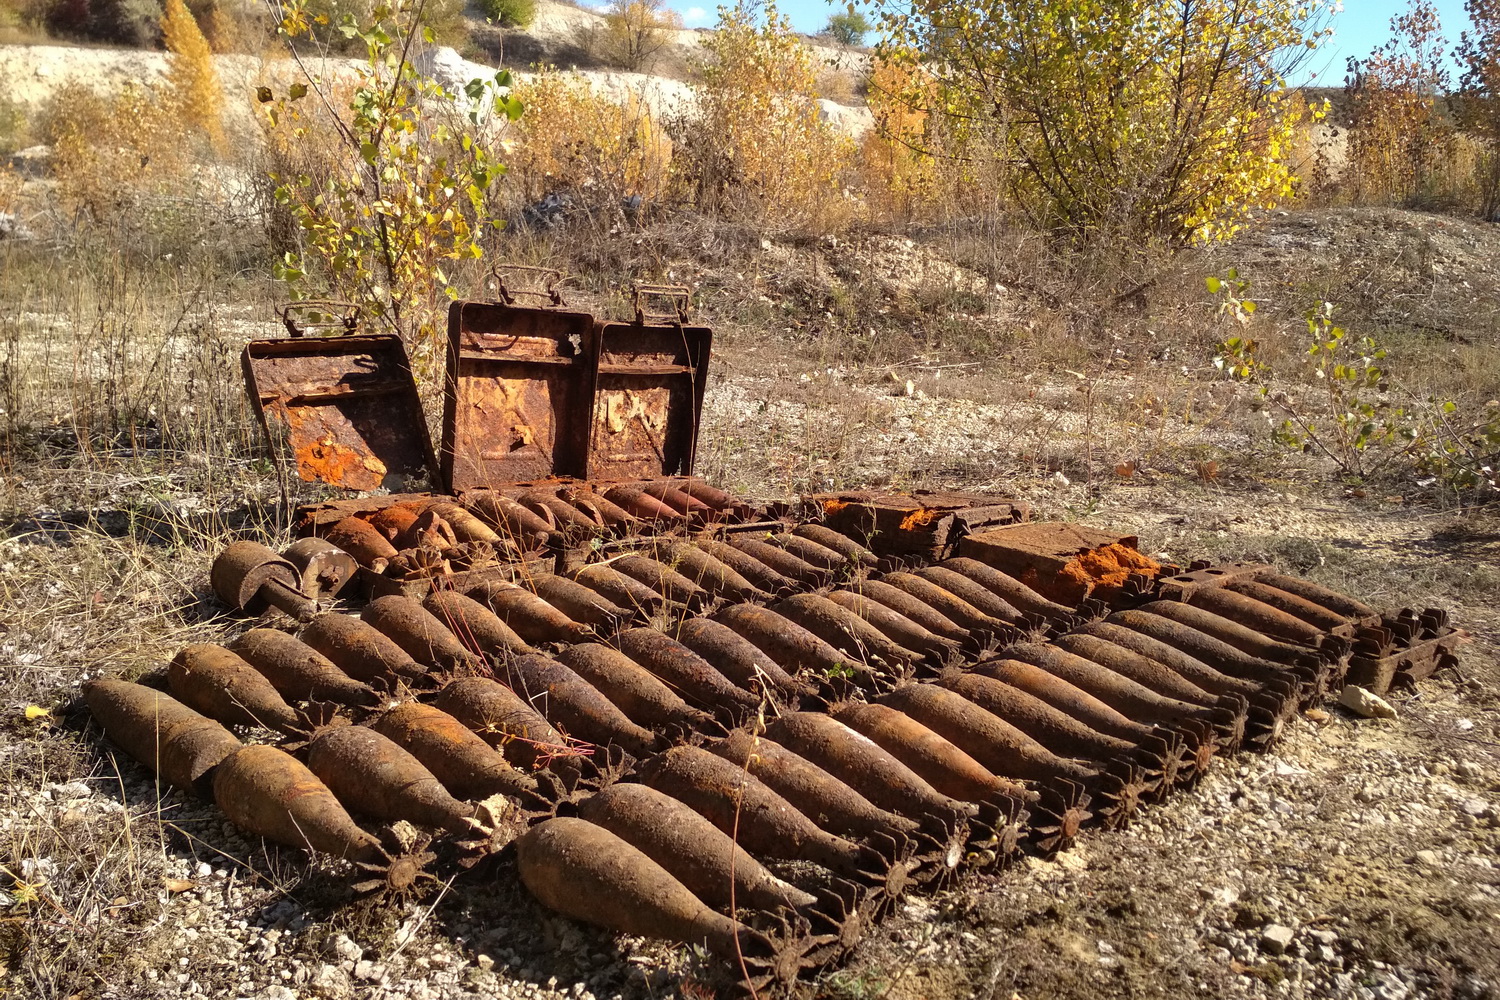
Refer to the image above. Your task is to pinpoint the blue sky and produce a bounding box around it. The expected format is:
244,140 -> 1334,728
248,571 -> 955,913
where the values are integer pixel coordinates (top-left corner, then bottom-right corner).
660,0 -> 1473,85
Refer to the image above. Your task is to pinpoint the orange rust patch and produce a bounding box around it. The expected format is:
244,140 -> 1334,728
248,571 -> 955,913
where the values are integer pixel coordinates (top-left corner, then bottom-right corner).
898,507 -> 941,531
1057,543 -> 1162,596
822,499 -> 850,514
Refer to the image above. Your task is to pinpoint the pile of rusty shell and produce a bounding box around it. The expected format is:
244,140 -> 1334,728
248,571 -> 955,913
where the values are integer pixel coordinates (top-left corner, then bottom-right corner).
515,818 -> 818,993
463,490 -> 561,548
636,745 -> 911,905
521,574 -> 637,632
323,515 -> 400,572
846,580 -> 974,647
304,725 -> 513,860
300,613 -> 431,686
515,489 -> 607,540
213,744 -> 433,894
84,679 -> 242,798
637,480 -> 714,520
420,500 -> 508,547
604,485 -> 685,525
360,596 -> 484,675
1052,625 -> 1284,754
231,628 -> 376,707
875,683 -> 1100,852
829,702 -> 1034,865
761,712 -> 978,878
648,542 -> 772,603
495,653 -> 663,758
822,590 -> 966,663
557,486 -> 639,532
607,554 -> 711,610
875,573 -> 1024,643
462,580 -> 593,646
791,524 -> 880,569
935,670 -> 1172,816
614,628 -> 762,717
1178,584 -> 1354,650
672,618 -> 814,698
713,603 -> 873,685
432,677 -> 574,771
1104,608 -> 1326,709
553,643 -> 720,735
694,540 -> 801,597
567,563 -> 667,617
168,643 -> 304,735
422,590 -> 535,659
727,536 -> 832,588
367,505 -> 458,552
936,557 -> 1082,624
1136,600 -> 1344,696
970,653 -> 1218,791
368,701 -> 551,809
773,594 -> 928,674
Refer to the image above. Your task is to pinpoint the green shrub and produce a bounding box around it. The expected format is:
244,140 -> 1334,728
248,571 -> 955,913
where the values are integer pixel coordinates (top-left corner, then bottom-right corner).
478,0 -> 534,29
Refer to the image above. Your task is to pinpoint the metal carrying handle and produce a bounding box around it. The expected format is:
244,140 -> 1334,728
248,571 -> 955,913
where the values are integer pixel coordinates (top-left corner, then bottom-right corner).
632,284 -> 691,325
486,264 -> 567,308
277,300 -> 362,338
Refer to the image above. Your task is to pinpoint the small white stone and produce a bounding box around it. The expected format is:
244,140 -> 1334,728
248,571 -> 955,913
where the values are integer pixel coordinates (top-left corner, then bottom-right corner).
1337,685 -> 1398,720
1260,924 -> 1295,955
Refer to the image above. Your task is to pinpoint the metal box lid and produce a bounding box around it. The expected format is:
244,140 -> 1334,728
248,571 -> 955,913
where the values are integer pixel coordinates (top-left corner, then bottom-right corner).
242,305 -> 439,492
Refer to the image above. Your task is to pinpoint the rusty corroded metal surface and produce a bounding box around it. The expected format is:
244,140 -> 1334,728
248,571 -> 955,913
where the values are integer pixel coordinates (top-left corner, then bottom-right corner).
588,314 -> 711,481
442,299 -> 598,490
242,335 -> 439,491
812,490 -> 1031,561
959,521 -> 1165,606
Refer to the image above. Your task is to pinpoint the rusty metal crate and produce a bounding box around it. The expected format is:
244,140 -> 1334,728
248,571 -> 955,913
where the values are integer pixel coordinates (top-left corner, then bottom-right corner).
586,287 -> 711,481
812,490 -> 1032,562
242,311 -> 439,492
440,294 -> 598,491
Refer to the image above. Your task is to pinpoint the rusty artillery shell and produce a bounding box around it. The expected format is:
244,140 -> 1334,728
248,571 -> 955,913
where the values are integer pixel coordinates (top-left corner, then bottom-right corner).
639,481 -> 713,516
1108,608 -> 1321,696
464,490 -> 557,546
424,501 -> 506,546
695,540 -> 800,596
879,573 -> 1016,636
555,643 -> 718,732
168,643 -> 303,734
499,653 -> 662,757
1251,572 -> 1377,621
728,537 -> 830,586
213,745 -> 380,859
876,683 -> 1096,788
649,542 -> 770,602
324,516 -> 399,567
1004,641 -> 1214,729
774,594 -> 925,669
306,725 -> 479,835
672,618 -> 812,696
515,819 -> 789,985
830,702 -> 1035,808
938,557 -> 1079,620
525,574 -> 635,631
713,603 -> 865,679
1054,632 -> 1227,706
569,563 -> 667,615
433,677 -> 570,770
772,533 -> 850,572
367,701 -> 545,810
1184,587 -> 1331,646
911,567 -> 1026,625
362,595 -> 483,673
675,478 -> 740,510
1138,601 -> 1331,669
616,628 -> 760,713
824,591 -> 964,661
763,712 -> 977,832
610,554 -> 710,608
636,746 -> 901,896
365,505 -> 420,545
423,590 -> 535,657
792,524 -> 878,567
876,683 -> 1097,851
853,580 -> 972,643
604,485 -> 682,523
232,628 -> 374,706
711,729 -> 921,842
301,612 -> 429,684
578,782 -> 818,914
1223,579 -> 1359,634
85,679 -> 242,797
943,671 -> 1166,814
517,491 -> 605,537
560,487 -> 639,530
466,580 -> 594,645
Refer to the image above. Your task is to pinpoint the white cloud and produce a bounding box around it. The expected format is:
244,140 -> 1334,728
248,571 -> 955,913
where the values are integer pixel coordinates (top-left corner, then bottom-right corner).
683,6 -> 707,23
